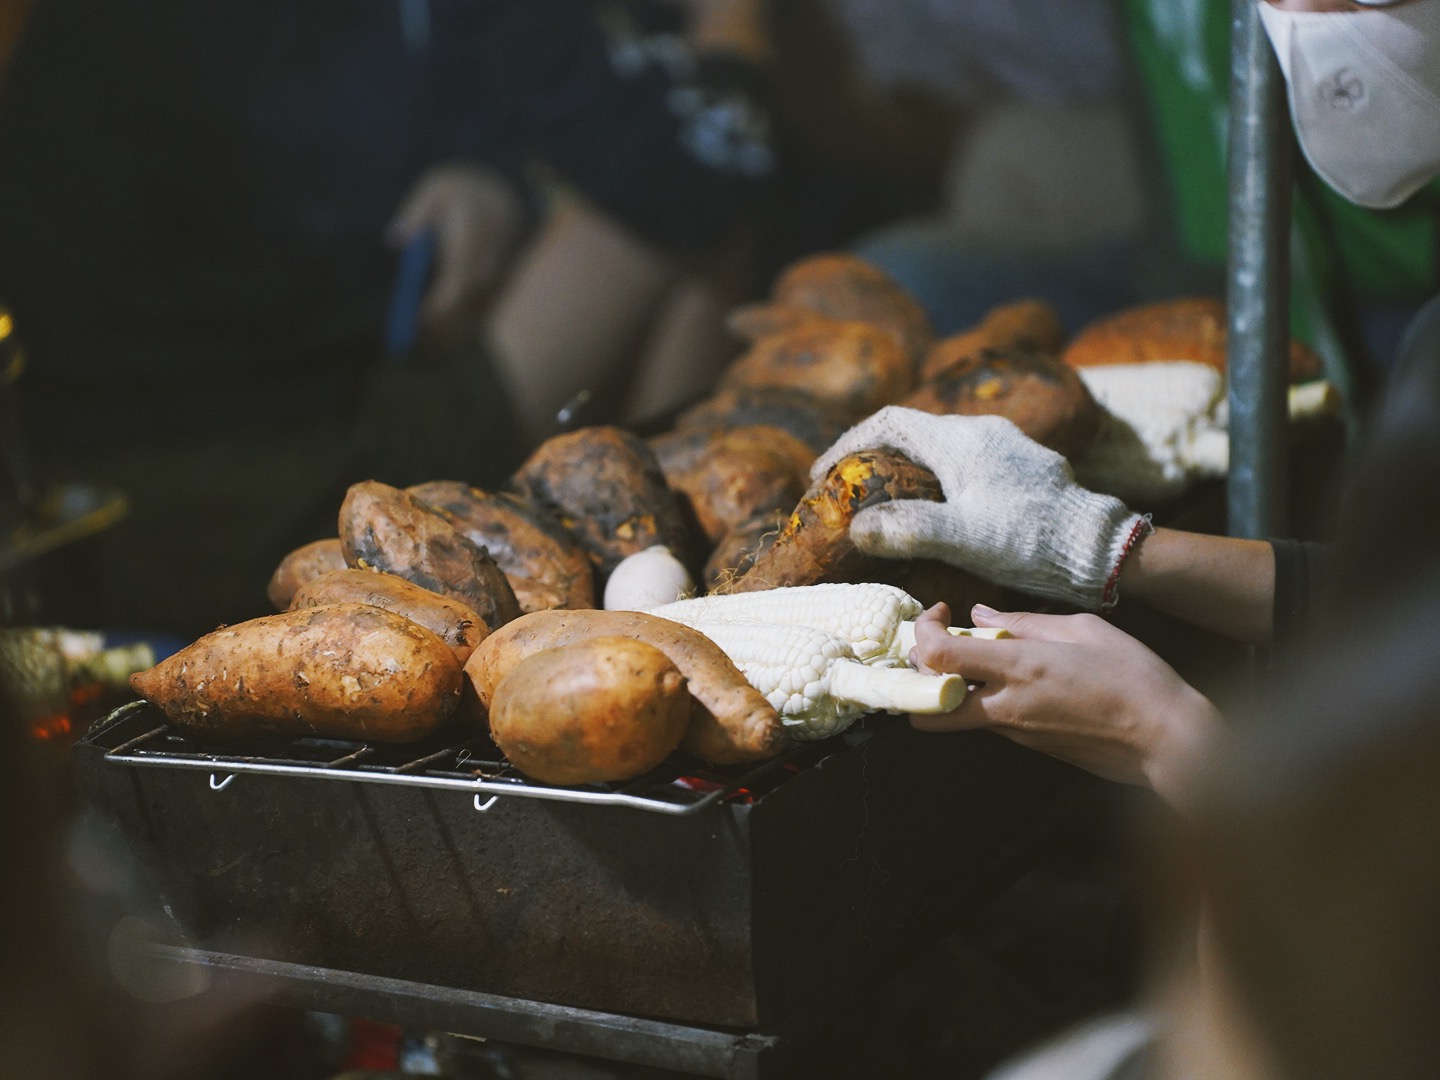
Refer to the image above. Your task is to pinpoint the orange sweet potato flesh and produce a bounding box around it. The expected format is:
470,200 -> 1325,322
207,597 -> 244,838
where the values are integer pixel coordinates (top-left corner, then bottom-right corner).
488,636 -> 690,785
903,345 -> 1101,458
1060,297 -> 1323,382
508,426 -> 691,575
919,299 -> 1067,381
128,603 -> 463,743
289,568 -> 487,663
407,481 -> 595,612
719,449 -> 941,593
339,480 -> 521,630
465,609 -> 784,764
266,538 -> 347,610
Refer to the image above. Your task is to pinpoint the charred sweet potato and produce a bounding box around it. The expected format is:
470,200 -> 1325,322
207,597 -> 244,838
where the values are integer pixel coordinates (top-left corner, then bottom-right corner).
128,603 -> 463,743
488,636 -> 690,785
771,252 -> 934,364
266,538 -> 347,611
703,511 -> 785,592
1061,297 -> 1322,382
649,426 -> 810,545
720,318 -> 915,416
719,449 -> 942,593
338,481 -> 521,630
903,345 -> 1101,458
289,568 -> 487,663
508,426 -> 690,576
919,299 -> 1067,381
465,608 -> 784,764
408,481 -> 595,612
674,387 -> 857,454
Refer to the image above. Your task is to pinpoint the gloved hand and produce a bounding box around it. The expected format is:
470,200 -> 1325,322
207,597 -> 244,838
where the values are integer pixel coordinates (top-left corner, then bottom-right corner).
810,407 -> 1147,610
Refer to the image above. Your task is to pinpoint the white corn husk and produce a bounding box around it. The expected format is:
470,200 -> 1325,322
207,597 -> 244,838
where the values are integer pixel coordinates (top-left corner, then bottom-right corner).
1073,362 -> 1339,503
671,619 -> 965,741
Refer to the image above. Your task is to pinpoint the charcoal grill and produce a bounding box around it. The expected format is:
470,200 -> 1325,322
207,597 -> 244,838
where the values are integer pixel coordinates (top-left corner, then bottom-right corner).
75,699 -> 1086,1071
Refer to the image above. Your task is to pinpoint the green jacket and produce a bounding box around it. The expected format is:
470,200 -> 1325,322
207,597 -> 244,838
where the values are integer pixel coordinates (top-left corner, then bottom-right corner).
1125,0 -> 1438,395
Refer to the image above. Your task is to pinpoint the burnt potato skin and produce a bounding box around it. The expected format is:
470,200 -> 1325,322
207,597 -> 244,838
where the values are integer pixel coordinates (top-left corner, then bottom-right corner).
338,480 -> 521,630
408,481 -> 595,612
507,427 -> 690,577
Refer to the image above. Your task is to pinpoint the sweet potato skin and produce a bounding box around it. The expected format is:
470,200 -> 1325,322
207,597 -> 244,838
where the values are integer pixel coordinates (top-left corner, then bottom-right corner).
266,538 -> 347,611
771,252 -> 934,364
903,345 -> 1101,458
1060,297 -> 1322,381
649,426 -> 809,545
720,449 -> 942,593
128,603 -> 462,743
289,568 -> 487,663
919,299 -> 1067,381
674,387 -> 857,454
508,426 -> 690,576
407,481 -> 595,612
489,637 -> 689,785
339,480 -> 521,630
465,608 -> 784,764
719,319 -> 914,417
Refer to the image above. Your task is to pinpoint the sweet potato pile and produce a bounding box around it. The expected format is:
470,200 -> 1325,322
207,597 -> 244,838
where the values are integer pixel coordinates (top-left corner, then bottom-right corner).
128,252 -> 1318,784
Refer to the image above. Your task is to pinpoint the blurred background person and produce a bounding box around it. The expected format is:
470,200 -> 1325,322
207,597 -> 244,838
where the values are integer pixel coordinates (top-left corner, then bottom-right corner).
0,0 -> 779,636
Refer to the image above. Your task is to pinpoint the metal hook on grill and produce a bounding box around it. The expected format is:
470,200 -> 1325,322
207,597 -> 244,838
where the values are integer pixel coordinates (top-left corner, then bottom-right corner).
209,773 -> 236,792
473,794 -> 499,813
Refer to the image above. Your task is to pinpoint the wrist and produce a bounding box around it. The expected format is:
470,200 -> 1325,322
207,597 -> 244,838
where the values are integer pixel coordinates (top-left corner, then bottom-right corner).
1144,688 -> 1225,812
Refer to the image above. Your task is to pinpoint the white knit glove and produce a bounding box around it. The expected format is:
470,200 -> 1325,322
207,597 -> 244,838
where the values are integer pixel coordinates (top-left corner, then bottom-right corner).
811,407 -> 1147,611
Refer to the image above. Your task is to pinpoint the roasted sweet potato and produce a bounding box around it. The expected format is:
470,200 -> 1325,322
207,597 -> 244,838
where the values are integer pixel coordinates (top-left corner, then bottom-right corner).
719,318 -> 915,416
719,449 -> 942,593
266,538 -> 347,610
129,603 -> 463,743
771,252 -> 934,364
649,426 -> 810,545
488,636 -> 690,785
407,481 -> 595,612
465,608 -> 784,764
673,387 -> 857,454
703,511 -> 784,592
289,568 -> 487,663
919,299 -> 1067,381
903,345 -> 1101,458
1060,297 -> 1322,382
723,301 -> 827,343
338,481 -> 521,630
508,426 -> 690,576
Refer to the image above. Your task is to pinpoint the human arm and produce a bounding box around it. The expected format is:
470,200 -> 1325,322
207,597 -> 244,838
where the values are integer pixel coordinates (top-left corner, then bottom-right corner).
1118,529 -> 1276,647
909,602 -> 1225,811
812,407 -> 1288,642
385,163 -> 526,347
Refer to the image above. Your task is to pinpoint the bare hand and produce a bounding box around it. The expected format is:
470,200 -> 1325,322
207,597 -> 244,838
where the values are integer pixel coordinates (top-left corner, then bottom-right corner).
908,603 -> 1223,809
386,163 -> 525,344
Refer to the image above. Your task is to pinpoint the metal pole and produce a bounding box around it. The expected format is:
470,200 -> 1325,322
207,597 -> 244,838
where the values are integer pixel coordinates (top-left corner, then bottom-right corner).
1226,0 -> 1292,540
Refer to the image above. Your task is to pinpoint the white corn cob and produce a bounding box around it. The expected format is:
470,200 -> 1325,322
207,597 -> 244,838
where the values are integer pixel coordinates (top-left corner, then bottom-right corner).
647,582 -> 924,663
647,582 -> 1010,665
679,619 -> 965,741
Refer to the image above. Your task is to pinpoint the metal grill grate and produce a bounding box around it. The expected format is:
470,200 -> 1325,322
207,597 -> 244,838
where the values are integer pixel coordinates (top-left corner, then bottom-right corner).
93,700 -> 824,816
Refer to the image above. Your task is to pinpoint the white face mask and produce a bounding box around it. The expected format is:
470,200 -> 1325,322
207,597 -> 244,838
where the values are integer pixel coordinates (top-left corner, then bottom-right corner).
1258,2 -> 1440,209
